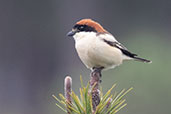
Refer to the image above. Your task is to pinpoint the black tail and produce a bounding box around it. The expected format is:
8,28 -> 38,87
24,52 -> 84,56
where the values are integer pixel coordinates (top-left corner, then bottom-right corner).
133,56 -> 152,63
104,40 -> 152,63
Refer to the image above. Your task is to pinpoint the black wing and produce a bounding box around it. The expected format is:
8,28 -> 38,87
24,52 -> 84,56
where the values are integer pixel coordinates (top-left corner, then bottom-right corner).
103,39 -> 151,63
103,39 -> 137,58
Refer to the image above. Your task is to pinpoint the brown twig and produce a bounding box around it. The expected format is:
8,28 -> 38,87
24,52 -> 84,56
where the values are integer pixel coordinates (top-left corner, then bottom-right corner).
90,67 -> 103,112
64,76 -> 72,114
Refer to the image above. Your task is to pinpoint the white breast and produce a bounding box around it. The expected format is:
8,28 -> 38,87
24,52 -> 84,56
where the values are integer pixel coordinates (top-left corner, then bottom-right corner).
73,32 -> 123,70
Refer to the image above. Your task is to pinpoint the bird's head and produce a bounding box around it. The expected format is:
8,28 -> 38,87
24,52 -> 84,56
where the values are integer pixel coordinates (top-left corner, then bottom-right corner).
67,19 -> 107,38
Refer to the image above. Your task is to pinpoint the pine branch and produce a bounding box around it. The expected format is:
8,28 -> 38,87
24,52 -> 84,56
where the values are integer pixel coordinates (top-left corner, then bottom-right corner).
64,76 -> 72,114
53,74 -> 132,114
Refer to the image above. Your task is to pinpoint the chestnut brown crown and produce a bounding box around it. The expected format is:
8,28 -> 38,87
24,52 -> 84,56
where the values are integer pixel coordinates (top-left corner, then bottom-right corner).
67,19 -> 107,37
76,19 -> 107,33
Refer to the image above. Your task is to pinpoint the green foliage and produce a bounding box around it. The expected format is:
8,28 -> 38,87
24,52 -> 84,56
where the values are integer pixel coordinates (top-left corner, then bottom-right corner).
52,76 -> 132,114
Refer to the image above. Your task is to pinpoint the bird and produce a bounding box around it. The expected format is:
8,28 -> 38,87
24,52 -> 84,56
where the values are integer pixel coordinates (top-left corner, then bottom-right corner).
67,19 -> 151,76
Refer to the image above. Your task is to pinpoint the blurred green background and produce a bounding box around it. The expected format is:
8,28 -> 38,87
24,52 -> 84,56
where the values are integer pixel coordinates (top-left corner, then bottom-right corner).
0,0 -> 171,114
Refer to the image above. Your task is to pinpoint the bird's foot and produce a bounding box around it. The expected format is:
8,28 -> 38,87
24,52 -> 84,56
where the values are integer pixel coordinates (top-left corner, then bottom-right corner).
91,67 -> 104,83
92,67 -> 104,76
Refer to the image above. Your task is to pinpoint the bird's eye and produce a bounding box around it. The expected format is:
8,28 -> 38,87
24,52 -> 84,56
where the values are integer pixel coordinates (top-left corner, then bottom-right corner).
79,26 -> 85,31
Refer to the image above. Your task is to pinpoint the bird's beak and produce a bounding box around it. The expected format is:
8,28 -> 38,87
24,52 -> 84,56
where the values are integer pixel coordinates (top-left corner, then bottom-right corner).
67,29 -> 77,37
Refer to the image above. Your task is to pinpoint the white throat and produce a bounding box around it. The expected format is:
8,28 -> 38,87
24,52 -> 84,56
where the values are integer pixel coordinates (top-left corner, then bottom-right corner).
73,32 -> 97,42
